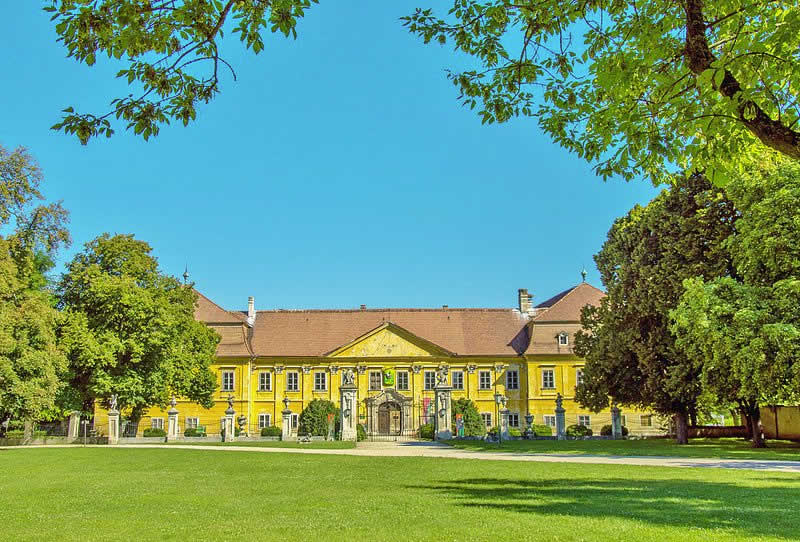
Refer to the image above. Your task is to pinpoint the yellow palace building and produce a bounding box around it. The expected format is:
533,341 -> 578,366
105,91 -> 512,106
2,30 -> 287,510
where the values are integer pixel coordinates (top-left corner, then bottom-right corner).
97,280 -> 659,439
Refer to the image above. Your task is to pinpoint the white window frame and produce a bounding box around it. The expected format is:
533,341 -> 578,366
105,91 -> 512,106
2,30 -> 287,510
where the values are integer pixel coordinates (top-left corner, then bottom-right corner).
640,414 -> 653,427
506,370 -> 519,390
258,413 -> 271,428
576,369 -> 584,387
314,371 -> 327,392
543,415 -> 556,428
509,413 -> 520,427
558,332 -> 569,346
185,417 -> 199,429
258,371 -> 272,392
542,368 -> 555,389
221,370 -> 235,392
286,371 -> 299,392
481,413 -> 492,427
452,370 -> 464,390
397,371 -> 409,390
369,371 -> 382,391
478,370 -> 492,390
578,415 -> 591,427
151,417 -> 164,430
291,413 -> 299,429
424,371 -> 436,390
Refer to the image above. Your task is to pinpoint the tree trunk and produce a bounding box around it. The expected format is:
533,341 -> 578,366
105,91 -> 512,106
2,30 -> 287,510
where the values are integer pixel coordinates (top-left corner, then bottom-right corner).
674,412 -> 689,445
747,404 -> 766,448
689,406 -> 698,428
23,419 -> 33,443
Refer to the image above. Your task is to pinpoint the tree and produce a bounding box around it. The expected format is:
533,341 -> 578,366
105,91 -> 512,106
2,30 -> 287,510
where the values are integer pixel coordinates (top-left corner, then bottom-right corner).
671,156 -> 800,447
58,233 -> 219,421
404,1 -> 800,184
0,145 -> 70,432
298,399 -> 338,437
451,398 -> 485,436
574,173 -> 737,443
45,0 -> 317,144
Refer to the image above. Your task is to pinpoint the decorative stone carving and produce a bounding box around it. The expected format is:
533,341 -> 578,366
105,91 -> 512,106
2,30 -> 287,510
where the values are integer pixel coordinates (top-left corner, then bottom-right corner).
356,365 -> 366,375
466,364 -> 477,374
109,393 -> 118,412
275,365 -> 285,374
302,366 -> 312,374
411,365 -> 422,374
494,363 -> 505,373
329,365 -> 339,374
341,368 -> 356,387
436,365 -> 449,386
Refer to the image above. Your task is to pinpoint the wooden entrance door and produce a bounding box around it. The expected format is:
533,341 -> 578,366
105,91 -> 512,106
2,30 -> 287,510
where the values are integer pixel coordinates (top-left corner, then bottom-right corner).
378,402 -> 402,435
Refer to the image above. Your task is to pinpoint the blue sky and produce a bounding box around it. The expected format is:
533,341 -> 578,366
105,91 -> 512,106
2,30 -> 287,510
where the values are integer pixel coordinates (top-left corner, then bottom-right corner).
0,2 -> 659,311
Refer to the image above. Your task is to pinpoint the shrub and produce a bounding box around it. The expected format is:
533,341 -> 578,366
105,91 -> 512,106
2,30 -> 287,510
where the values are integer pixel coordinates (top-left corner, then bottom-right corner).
509,428 -> 522,437
234,427 -> 241,437
298,399 -> 339,436
566,424 -> 593,438
356,424 -> 366,442
418,423 -> 434,440
261,426 -> 281,437
532,424 -> 552,436
143,427 -> 166,437
184,427 -> 206,437
600,424 -> 629,437
451,398 -> 486,437
33,430 -> 48,439
4,430 -> 24,439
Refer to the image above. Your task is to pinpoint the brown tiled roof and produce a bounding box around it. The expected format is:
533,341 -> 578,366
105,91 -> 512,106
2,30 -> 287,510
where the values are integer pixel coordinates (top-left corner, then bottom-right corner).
248,308 -> 531,357
212,324 -> 253,357
533,282 -> 605,322
194,290 -> 245,323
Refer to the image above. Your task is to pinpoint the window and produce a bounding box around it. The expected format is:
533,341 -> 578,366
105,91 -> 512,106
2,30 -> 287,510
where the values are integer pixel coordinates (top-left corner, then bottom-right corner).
258,371 -> 271,391
221,370 -> 234,392
640,414 -> 653,427
478,370 -> 492,390
185,417 -> 199,430
452,371 -> 464,390
286,371 -> 299,392
481,413 -> 492,427
151,417 -> 164,430
424,371 -> 435,390
506,370 -> 519,390
508,413 -> 520,427
543,415 -> 556,428
576,369 -> 584,387
314,371 -> 327,392
620,415 -> 627,427
397,371 -> 409,390
369,371 -> 382,391
558,332 -> 569,346
542,368 -> 555,389
258,413 -> 271,428
578,415 -> 591,427
291,413 -> 299,429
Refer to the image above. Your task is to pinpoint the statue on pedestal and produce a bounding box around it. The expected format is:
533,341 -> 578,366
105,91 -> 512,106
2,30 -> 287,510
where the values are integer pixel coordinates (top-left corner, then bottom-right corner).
342,368 -> 355,387
109,394 -> 118,412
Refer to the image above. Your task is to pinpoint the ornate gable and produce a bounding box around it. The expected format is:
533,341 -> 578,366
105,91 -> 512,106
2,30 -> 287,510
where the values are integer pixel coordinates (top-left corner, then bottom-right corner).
327,322 -> 453,358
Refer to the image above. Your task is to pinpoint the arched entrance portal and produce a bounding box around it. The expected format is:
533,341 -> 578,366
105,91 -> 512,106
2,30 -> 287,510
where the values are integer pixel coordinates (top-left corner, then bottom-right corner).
378,401 -> 402,435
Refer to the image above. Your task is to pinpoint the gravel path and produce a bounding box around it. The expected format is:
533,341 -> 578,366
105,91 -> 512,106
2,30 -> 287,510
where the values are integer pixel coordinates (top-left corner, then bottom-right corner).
8,441 -> 800,473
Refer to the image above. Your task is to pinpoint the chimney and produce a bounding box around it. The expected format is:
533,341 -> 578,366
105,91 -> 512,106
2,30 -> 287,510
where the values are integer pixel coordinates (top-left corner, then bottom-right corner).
518,288 -> 533,314
246,296 -> 256,326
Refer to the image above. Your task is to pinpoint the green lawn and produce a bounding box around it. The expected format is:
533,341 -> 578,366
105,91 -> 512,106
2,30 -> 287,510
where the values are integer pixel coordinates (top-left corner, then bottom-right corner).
447,437 -> 800,461
161,439 -> 355,449
2,448 -> 799,541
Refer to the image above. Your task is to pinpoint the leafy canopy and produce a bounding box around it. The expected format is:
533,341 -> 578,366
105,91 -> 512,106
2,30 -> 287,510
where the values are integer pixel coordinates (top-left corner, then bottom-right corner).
46,0 -> 318,144
58,233 -> 219,418
574,174 -> 737,432
404,1 -> 800,184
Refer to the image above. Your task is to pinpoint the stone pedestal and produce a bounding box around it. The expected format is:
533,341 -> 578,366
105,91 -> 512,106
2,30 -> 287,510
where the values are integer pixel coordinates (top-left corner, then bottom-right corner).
281,407 -> 293,441
167,407 -> 179,441
434,385 -> 453,441
555,395 -> 566,440
499,408 -> 511,441
67,411 -> 81,439
611,405 -> 623,439
107,410 -> 120,445
340,385 -> 358,441
222,401 -> 236,442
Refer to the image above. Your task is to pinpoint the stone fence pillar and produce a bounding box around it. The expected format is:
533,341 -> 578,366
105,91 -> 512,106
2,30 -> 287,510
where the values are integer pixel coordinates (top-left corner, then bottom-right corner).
555,393 -> 566,440
434,384 -> 453,441
499,408 -> 510,441
281,405 -> 293,442
107,409 -> 120,445
222,398 -> 235,442
611,404 -> 623,439
167,398 -> 180,441
340,382 -> 358,441
67,411 -> 81,439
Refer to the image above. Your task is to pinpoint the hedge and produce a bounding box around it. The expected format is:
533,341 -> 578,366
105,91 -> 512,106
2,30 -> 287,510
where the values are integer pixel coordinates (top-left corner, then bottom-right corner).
261,426 -> 281,437
356,424 -> 366,441
532,424 -> 552,436
418,423 -> 434,440
143,427 -> 166,437
566,424 -> 593,438
600,424 -> 629,437
184,427 -> 206,437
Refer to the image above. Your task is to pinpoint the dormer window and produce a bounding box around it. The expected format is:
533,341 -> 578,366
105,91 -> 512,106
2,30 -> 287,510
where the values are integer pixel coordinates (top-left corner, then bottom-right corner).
558,332 -> 569,346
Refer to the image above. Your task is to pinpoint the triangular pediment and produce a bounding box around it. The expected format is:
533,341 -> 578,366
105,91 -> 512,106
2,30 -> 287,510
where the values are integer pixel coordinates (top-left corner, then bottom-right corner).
327,322 -> 452,358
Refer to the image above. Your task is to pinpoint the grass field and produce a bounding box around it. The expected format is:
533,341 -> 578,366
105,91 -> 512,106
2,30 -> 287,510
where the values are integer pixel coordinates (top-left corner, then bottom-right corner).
2,448 -> 799,541
447,437 -> 800,461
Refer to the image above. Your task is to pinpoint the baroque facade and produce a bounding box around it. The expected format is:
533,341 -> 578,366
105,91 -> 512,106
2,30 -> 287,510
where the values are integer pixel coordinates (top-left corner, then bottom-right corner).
96,281 -> 659,438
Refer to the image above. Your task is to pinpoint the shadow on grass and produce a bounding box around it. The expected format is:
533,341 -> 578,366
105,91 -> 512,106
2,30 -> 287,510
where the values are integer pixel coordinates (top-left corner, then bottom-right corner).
407,476 -> 800,539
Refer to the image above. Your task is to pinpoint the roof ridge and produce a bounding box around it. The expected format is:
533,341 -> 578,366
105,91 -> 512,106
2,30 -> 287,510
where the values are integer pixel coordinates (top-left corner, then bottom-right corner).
194,289 -> 246,322
533,282 -> 602,322
253,307 -> 516,313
